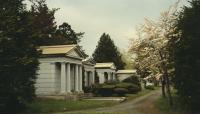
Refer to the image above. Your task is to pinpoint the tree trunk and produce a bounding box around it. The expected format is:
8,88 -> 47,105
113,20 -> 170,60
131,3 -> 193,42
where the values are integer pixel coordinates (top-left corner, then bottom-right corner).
164,72 -> 173,106
161,76 -> 166,97
159,51 -> 173,106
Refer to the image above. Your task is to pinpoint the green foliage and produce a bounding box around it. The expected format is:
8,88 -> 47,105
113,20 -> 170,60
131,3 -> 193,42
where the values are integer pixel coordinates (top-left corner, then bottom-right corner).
92,33 -> 126,69
116,82 -> 140,94
113,88 -> 129,96
30,0 -> 57,45
123,76 -> 141,85
54,22 -> 84,44
94,83 -> 115,97
0,0 -> 39,112
145,85 -> 155,90
170,0 -> 200,110
92,81 -> 141,97
30,0 -> 84,46
121,50 -> 134,69
24,99 -> 118,113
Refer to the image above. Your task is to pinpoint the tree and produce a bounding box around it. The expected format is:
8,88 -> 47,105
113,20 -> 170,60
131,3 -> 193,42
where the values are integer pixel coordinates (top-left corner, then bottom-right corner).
92,33 -> 125,69
30,0 -> 57,45
0,0 -> 39,112
121,50 -> 135,69
30,0 -> 84,46
129,0 -> 180,106
54,22 -> 84,44
170,0 -> 200,110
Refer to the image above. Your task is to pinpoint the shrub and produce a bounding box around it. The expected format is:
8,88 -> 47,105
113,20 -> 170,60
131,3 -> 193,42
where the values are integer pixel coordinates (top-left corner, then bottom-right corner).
123,76 -> 141,86
116,82 -> 141,94
92,82 -> 142,97
83,86 -> 93,93
92,83 -> 115,97
116,82 -> 133,89
128,84 -> 141,93
145,85 -> 155,90
105,80 -> 118,85
114,88 -> 129,96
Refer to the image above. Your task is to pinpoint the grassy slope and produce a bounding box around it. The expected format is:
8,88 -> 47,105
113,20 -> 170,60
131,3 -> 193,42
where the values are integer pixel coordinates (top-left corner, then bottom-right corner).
23,99 -> 118,113
154,91 -> 200,114
23,88 -> 156,114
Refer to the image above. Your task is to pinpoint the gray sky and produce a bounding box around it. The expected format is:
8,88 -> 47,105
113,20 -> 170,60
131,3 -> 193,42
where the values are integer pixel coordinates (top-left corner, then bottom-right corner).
44,0 -> 188,56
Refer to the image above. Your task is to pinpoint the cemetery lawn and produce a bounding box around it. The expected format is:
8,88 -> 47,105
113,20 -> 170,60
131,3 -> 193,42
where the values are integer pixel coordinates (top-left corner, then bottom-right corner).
125,87 -> 159,100
23,99 -> 119,114
23,88 -> 156,114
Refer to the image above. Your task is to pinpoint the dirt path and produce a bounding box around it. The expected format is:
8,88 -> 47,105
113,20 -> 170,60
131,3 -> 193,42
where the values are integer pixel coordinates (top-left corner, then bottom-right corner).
56,89 -> 164,114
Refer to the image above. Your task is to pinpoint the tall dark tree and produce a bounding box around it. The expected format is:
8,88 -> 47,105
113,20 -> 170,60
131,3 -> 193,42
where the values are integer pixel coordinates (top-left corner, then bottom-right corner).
92,33 -> 125,69
0,0 -> 39,112
54,22 -> 84,44
30,0 -> 57,45
171,0 -> 200,110
30,0 -> 84,45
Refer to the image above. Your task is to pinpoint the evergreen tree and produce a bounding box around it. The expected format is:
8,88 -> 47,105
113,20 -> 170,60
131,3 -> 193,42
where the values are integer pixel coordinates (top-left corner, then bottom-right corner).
30,0 -> 57,45
92,33 -> 125,69
54,22 -> 84,44
30,0 -> 84,46
0,0 -> 39,112
171,0 -> 200,110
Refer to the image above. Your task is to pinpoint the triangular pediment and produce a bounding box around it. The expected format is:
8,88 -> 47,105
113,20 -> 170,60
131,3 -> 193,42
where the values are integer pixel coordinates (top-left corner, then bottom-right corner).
111,64 -> 116,70
39,45 -> 87,59
67,49 -> 81,58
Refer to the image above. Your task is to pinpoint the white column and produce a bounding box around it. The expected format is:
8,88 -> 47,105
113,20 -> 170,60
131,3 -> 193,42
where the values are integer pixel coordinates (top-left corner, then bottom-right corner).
50,63 -> 56,92
66,63 -> 71,93
108,72 -> 111,81
75,64 -> 79,92
84,71 -> 87,86
79,65 -> 83,91
111,73 -> 113,80
88,72 -> 91,86
113,72 -> 116,80
61,62 -> 66,93
99,72 -> 105,84
92,71 -> 95,84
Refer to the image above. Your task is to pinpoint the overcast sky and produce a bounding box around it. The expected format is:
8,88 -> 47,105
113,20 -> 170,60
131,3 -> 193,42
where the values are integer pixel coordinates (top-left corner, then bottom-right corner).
41,0 -> 188,56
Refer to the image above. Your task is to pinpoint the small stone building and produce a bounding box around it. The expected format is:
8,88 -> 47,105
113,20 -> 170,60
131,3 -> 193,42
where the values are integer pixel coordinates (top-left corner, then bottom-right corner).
116,70 -> 137,81
82,58 -> 95,87
95,63 -> 117,84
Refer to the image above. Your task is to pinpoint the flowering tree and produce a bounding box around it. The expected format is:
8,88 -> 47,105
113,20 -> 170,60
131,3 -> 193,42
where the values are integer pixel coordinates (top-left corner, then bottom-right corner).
129,0 -> 180,106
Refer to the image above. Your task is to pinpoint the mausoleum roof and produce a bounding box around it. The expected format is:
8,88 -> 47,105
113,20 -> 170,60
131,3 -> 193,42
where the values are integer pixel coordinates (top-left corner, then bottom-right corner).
95,62 -> 116,69
38,45 -> 86,59
117,70 -> 136,74
39,45 -> 76,55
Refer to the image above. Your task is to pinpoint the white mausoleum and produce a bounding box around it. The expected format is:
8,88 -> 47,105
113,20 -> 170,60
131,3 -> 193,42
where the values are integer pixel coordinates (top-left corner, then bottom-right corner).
35,45 -> 86,95
95,63 -> 117,84
116,70 -> 137,81
82,58 -> 95,87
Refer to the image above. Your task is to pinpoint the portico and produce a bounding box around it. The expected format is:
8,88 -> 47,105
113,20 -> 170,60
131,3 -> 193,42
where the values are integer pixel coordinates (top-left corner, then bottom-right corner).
36,45 -> 86,95
95,62 -> 117,84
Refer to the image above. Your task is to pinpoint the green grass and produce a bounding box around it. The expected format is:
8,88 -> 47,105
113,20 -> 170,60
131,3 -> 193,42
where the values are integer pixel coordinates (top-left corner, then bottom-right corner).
61,112 -> 126,114
154,89 -> 199,114
154,96 -> 189,114
23,88 -> 157,114
154,97 -> 171,113
125,87 -> 156,100
23,99 -> 118,114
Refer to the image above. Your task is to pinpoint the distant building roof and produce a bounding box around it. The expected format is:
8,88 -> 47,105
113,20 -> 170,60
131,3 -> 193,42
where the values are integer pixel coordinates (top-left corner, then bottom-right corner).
95,62 -> 116,69
117,70 -> 136,74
